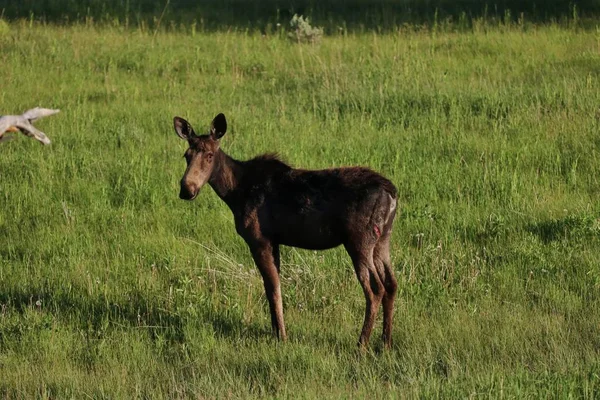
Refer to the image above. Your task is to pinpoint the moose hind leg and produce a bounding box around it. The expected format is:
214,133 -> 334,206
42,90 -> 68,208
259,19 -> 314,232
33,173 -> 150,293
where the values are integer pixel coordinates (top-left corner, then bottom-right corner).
347,244 -> 385,348
374,237 -> 397,349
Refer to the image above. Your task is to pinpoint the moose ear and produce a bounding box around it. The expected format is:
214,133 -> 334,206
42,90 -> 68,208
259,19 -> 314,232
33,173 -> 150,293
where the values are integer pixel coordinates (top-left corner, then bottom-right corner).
210,113 -> 227,140
174,117 -> 195,140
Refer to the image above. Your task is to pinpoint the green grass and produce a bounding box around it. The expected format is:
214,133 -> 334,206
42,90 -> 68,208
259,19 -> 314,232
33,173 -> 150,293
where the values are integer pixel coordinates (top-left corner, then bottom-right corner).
1,17 -> 600,398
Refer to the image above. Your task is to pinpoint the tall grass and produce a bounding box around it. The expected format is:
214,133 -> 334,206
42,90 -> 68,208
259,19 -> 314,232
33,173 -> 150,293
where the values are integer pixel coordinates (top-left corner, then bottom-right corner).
1,17 -> 600,397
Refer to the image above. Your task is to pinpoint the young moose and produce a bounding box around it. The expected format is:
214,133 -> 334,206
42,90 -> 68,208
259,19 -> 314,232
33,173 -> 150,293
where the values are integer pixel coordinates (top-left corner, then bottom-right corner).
174,113 -> 398,348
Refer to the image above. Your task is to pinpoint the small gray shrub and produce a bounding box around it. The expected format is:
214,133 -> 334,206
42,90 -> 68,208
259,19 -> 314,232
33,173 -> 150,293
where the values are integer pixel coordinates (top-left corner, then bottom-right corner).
288,14 -> 323,44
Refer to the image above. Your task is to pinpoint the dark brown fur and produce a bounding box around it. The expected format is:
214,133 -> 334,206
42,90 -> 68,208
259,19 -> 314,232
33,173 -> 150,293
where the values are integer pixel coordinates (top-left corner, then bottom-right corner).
174,113 -> 398,348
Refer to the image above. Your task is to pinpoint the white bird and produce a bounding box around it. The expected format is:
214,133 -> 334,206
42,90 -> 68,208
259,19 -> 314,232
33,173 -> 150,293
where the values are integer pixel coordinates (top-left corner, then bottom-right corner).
0,107 -> 60,145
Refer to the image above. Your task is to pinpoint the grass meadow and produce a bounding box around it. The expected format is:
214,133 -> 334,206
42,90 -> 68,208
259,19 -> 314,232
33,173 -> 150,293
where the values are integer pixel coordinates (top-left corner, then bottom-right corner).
1,12 -> 600,398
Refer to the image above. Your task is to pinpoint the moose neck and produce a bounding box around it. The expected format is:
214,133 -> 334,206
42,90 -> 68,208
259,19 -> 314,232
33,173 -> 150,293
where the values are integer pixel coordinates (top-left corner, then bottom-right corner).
208,149 -> 243,207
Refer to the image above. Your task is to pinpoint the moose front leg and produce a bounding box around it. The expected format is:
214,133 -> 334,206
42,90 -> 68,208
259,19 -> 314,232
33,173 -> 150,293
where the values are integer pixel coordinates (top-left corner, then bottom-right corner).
250,240 -> 287,341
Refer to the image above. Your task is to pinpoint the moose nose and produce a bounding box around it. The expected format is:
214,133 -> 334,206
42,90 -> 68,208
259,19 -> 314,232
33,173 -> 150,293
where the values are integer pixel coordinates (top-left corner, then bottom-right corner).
179,184 -> 197,200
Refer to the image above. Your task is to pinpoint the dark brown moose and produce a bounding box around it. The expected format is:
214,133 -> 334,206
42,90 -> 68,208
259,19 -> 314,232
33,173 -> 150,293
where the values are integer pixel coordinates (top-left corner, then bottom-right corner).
174,113 -> 398,348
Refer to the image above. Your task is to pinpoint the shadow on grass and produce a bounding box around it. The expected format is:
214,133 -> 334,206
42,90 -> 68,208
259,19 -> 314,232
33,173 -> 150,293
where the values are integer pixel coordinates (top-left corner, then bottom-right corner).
0,284 -> 418,355
0,284 -> 267,344
526,215 -> 600,244
458,214 -> 508,245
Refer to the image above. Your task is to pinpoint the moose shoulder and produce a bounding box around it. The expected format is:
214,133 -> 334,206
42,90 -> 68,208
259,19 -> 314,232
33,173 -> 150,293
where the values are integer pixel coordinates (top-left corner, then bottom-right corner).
174,113 -> 398,348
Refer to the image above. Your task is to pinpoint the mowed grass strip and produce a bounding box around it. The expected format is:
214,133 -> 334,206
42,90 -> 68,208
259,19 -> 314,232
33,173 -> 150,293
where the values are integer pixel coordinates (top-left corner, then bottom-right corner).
1,20 -> 600,398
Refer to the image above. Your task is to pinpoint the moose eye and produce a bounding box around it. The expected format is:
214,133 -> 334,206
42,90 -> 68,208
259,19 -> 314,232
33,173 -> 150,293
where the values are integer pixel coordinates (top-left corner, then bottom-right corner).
206,152 -> 214,161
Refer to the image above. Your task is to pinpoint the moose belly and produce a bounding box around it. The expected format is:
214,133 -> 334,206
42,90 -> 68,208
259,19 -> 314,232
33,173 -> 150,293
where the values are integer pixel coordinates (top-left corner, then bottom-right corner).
271,214 -> 343,250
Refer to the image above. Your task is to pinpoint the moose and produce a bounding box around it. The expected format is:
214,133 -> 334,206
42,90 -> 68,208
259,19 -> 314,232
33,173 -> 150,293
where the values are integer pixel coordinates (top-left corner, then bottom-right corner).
174,113 -> 398,348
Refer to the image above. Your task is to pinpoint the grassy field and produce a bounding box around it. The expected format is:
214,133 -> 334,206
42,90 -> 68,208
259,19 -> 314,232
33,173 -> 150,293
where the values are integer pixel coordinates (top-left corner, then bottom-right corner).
1,15 -> 600,398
